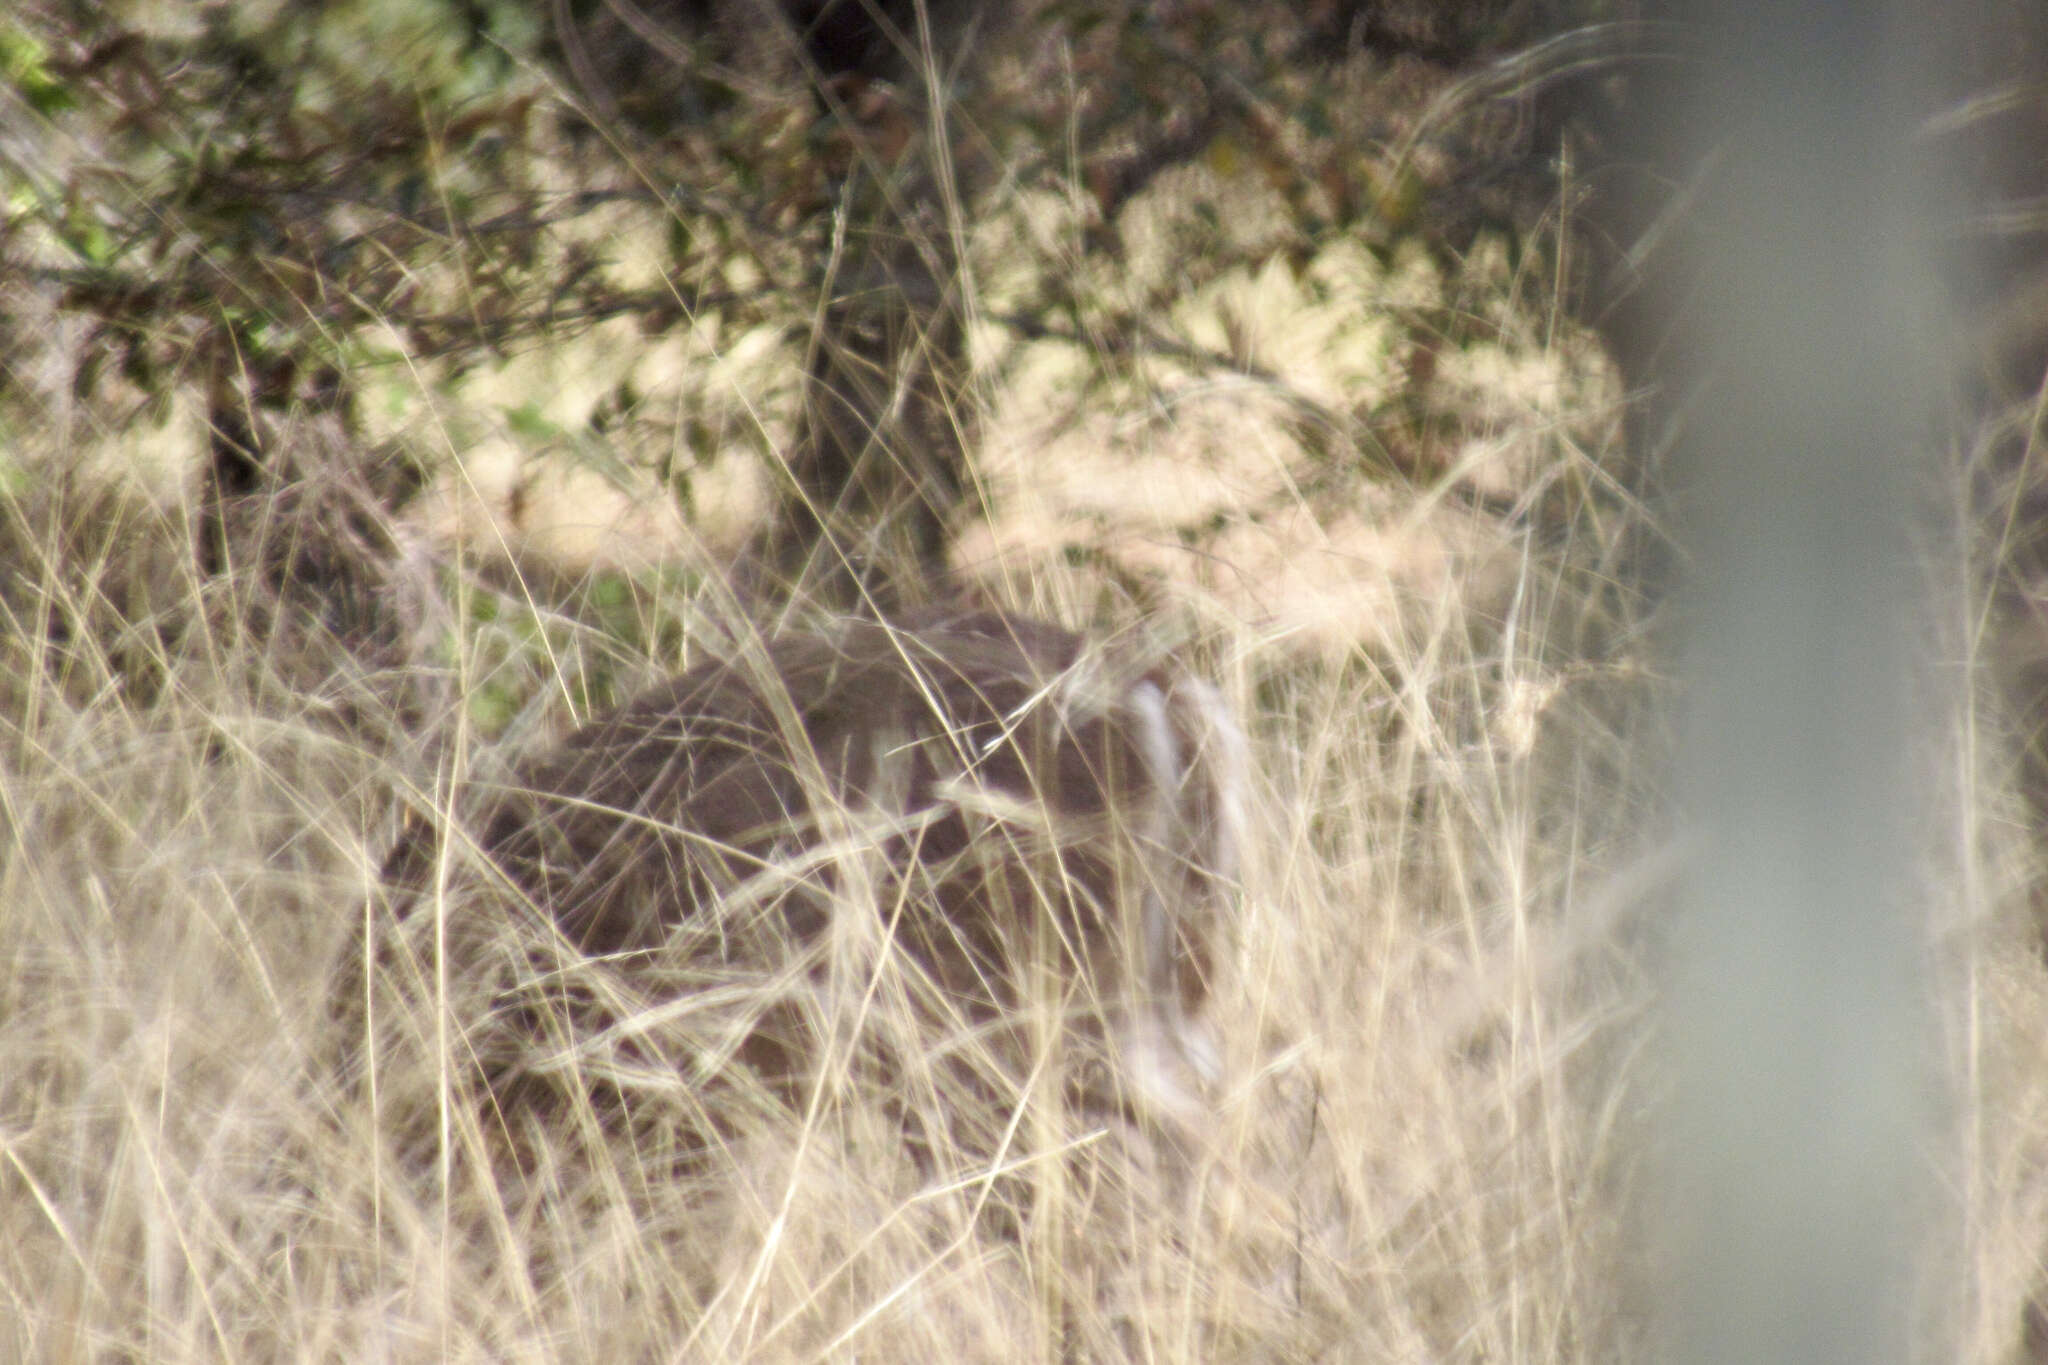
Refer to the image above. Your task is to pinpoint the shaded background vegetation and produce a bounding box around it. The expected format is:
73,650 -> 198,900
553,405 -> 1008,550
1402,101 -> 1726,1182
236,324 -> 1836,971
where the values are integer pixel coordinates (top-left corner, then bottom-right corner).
1,0 -> 1637,604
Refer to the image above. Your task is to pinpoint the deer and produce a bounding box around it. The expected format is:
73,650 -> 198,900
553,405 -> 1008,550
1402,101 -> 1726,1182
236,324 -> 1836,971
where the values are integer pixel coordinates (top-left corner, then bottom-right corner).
349,609 -> 1248,1142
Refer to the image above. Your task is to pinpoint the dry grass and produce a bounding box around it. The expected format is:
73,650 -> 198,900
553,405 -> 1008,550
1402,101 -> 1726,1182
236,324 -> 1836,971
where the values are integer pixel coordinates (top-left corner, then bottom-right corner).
0,414 -> 1671,1363
4,406 -> 2046,1363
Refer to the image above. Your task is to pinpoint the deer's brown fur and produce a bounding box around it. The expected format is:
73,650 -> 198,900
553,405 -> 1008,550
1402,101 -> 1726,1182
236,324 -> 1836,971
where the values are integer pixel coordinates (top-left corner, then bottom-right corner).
361,610 -> 1246,1125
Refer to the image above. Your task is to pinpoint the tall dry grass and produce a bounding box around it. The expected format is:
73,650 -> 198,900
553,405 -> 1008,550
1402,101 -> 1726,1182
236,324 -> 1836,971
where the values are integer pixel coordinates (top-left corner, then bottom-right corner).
0,425 -> 1668,1362
5,405 -> 2047,1363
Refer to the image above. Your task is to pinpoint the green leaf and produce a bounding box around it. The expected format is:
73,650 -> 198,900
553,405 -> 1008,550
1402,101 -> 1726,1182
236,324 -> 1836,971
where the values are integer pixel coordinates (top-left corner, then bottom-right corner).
0,26 -> 75,115
504,401 -> 559,440
468,679 -> 518,733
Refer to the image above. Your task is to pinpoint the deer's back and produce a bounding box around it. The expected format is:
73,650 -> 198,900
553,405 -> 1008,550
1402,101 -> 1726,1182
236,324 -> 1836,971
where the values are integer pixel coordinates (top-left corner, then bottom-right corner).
470,613 -> 1236,1016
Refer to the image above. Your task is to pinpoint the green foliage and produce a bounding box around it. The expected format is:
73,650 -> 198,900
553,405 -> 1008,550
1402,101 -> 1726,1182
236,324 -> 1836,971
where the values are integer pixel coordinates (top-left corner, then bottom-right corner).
3,0 -> 1584,670
5,1 -> 652,449
6,0 -> 1566,465
442,558 -> 698,737
0,22 -> 73,113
